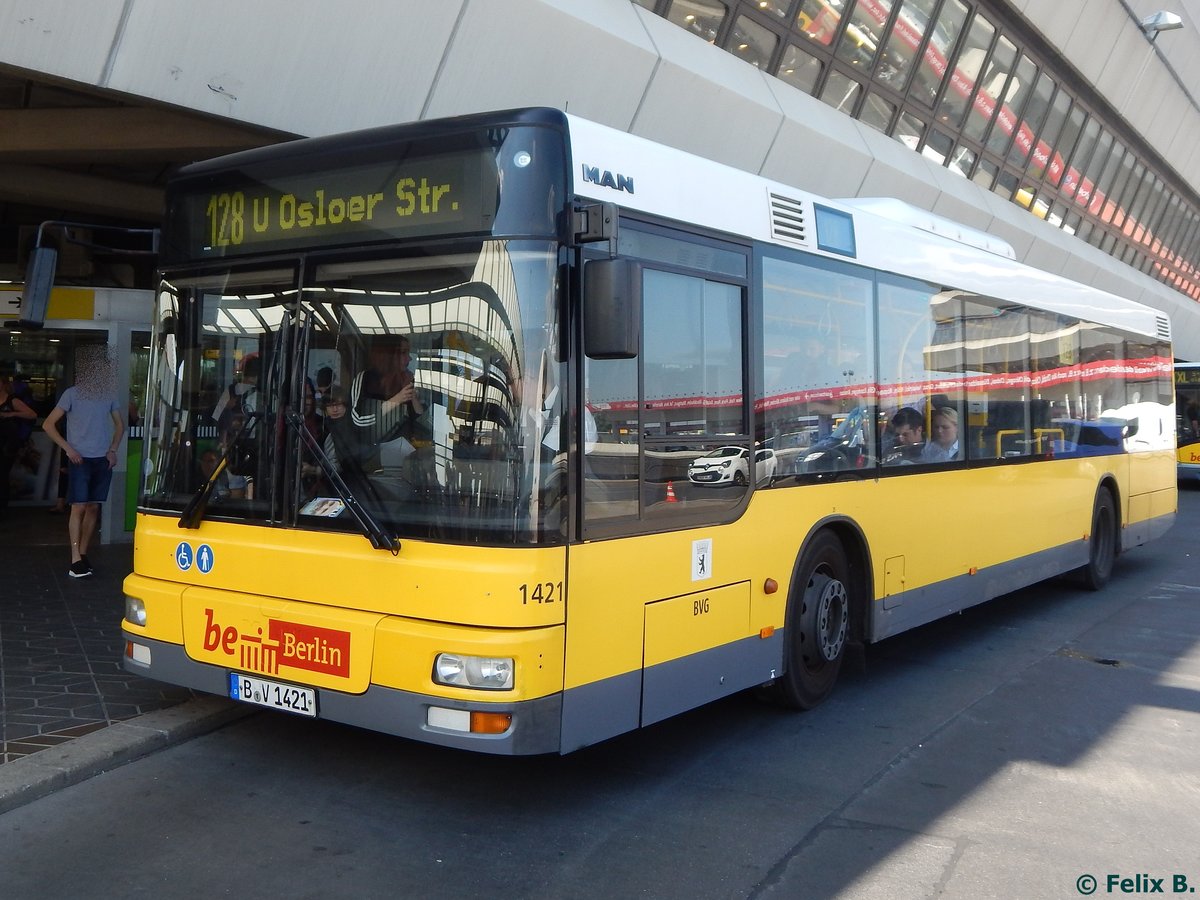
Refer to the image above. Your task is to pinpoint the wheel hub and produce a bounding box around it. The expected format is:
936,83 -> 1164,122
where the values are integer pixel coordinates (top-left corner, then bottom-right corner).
814,575 -> 848,662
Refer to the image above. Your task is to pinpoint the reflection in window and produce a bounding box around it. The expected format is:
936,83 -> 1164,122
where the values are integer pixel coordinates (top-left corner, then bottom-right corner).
584,261 -> 747,531
730,15 -> 779,69
972,157 -> 998,191
796,0 -> 840,47
756,0 -> 791,20
836,0 -> 891,70
997,171 -> 1022,204
874,0 -> 924,90
961,298 -> 1033,460
642,270 -> 743,438
143,268 -> 296,520
1028,88 -> 1071,181
757,253 -> 875,478
859,93 -> 896,133
1060,118 -> 1099,203
820,71 -> 863,114
924,128 -> 953,166
667,0 -> 726,43
936,10 -> 995,130
894,110 -> 926,152
876,275 -> 958,466
911,0 -> 968,107
962,34 -> 1015,143
984,53 -> 1035,156
945,142 -> 972,178
779,43 -> 824,94
1007,70 -> 1054,167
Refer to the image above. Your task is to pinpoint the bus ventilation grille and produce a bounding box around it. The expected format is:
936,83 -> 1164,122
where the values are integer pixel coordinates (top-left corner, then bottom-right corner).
1156,316 -> 1171,340
769,192 -> 808,246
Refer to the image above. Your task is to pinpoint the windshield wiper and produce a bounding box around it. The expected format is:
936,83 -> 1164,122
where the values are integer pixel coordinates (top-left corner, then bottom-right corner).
179,413 -> 257,529
285,410 -> 400,553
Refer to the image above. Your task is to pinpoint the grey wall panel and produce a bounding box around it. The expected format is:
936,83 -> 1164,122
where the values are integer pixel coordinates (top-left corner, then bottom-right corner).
1133,63 -> 1183,151
425,0 -> 656,127
760,79 -> 873,199
854,126 -> 945,208
0,0 -> 126,85
975,191 -> 1039,260
105,0 -> 464,136
923,163 -> 997,233
1021,0 -> 1091,50
1063,0 -> 1129,92
1021,227 -> 1074,277
629,12 -> 782,173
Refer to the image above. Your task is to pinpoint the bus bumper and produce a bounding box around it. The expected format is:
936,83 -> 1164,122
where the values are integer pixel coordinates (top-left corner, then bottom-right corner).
121,633 -> 564,755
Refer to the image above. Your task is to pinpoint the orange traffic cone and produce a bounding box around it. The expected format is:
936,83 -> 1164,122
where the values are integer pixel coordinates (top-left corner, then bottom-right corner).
665,481 -> 678,503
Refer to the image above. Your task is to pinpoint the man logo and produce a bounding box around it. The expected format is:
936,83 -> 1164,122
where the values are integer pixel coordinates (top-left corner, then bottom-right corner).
581,165 -> 635,194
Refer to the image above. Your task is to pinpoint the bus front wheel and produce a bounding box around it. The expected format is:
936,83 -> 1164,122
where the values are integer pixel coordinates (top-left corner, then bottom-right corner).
763,531 -> 851,710
1079,489 -> 1118,591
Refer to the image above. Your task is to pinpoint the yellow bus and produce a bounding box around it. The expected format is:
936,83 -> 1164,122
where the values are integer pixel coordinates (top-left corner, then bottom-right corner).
1176,362 -> 1200,481
122,108 -> 1177,754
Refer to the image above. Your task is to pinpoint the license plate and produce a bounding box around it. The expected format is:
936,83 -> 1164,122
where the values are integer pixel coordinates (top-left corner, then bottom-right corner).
229,672 -> 317,718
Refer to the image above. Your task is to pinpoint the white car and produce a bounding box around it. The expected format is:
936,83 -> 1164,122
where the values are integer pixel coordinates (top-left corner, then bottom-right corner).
687,446 -> 776,486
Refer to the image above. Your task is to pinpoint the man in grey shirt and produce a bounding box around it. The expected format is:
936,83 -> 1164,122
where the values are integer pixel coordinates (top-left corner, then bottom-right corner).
42,346 -> 124,578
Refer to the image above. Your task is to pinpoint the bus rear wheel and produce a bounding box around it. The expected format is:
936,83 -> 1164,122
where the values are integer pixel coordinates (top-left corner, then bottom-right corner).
1079,489 -> 1118,591
762,531 -> 851,710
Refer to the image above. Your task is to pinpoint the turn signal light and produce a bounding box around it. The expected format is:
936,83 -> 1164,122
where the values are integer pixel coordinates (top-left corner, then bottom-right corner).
470,712 -> 513,734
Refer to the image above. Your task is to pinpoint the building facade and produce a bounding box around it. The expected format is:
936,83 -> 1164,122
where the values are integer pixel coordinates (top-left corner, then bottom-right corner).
1,0 -> 1200,364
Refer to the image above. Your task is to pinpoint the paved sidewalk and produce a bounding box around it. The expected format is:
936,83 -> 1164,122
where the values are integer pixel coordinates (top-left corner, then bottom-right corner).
0,506 -> 247,812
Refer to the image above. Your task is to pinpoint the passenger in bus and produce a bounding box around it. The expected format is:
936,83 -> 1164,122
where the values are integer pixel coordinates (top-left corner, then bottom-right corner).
197,448 -> 246,501
884,406 -> 925,465
319,389 -> 363,470
299,381 -> 325,497
922,406 -> 961,462
350,335 -> 428,449
212,352 -> 260,438
315,365 -> 334,408
1186,399 -> 1200,437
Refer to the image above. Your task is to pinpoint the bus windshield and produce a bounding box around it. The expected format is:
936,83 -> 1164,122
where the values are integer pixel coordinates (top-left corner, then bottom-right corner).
142,240 -> 567,545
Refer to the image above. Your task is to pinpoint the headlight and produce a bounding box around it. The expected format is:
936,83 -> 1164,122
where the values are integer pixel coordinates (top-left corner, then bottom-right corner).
434,653 -> 514,690
721,460 -> 732,468
125,595 -> 147,627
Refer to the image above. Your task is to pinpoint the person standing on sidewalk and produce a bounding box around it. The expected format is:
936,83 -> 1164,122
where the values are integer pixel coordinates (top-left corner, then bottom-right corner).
41,346 -> 124,578
0,371 -> 38,518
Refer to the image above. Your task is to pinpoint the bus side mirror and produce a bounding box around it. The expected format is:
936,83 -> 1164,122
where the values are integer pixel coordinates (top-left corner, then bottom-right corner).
584,258 -> 641,359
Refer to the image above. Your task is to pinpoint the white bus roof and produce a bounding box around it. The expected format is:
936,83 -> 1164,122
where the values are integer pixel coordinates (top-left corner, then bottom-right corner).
565,114 -> 1169,343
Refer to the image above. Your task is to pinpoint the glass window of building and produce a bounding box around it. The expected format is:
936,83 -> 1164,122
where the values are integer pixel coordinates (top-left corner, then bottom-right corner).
667,0 -> 727,43
984,51 -> 1036,156
910,0 -> 969,108
836,0 -> 893,70
895,110 -> 927,151
874,1 -> 926,91
924,128 -> 954,166
779,42 -> 824,93
962,33 -> 1016,143
729,14 -> 780,68
860,93 -> 897,132
936,10 -> 995,130
795,0 -> 839,47
821,70 -> 864,114
642,0 -> 1200,303
1007,70 -> 1054,167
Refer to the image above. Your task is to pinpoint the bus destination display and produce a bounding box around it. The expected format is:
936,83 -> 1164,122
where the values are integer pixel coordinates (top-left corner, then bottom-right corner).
176,151 -> 497,257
